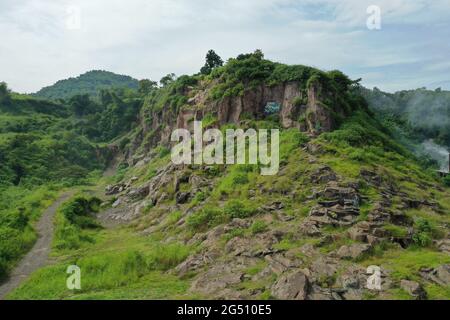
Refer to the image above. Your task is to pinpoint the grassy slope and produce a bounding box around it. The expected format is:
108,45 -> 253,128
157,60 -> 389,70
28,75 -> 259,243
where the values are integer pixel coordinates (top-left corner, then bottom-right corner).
4,54 -> 449,300
7,116 -> 450,300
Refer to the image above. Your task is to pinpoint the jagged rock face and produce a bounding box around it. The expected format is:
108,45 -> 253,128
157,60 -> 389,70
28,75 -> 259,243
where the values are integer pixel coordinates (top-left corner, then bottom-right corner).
213,82 -> 303,127
128,80 -> 340,161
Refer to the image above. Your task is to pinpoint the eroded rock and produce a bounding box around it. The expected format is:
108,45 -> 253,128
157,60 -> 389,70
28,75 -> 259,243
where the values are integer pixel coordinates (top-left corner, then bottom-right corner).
271,271 -> 309,300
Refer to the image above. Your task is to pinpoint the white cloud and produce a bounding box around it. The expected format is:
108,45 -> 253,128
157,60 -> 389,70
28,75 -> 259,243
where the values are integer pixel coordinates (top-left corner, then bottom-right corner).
0,0 -> 449,92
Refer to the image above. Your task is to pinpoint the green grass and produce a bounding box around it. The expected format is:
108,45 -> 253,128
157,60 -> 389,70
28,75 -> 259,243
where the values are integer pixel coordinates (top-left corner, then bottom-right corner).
7,225 -> 192,300
6,255 -> 190,300
363,248 -> 450,283
0,185 -> 58,281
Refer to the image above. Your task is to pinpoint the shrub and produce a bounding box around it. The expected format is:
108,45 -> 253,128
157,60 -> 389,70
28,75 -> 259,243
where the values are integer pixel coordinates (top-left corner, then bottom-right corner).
250,221 -> 268,234
186,206 -> 224,231
54,196 -> 101,250
232,173 -> 249,186
443,175 -> 450,187
224,200 -> 257,219
61,196 -> 101,228
412,218 -> 433,247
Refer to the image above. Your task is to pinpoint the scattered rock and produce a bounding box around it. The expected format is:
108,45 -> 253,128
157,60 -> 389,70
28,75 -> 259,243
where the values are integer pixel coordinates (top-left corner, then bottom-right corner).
271,271 -> 309,300
310,257 -> 338,279
400,280 -> 427,300
175,192 -> 190,204
262,201 -> 285,211
176,251 -> 219,277
299,220 -> 322,237
347,222 -> 371,242
264,254 -> 301,274
112,198 -> 122,208
307,285 -> 338,300
190,263 -> 244,297
310,166 -> 337,184
435,239 -> 450,254
336,244 -> 371,260
421,264 -> 450,286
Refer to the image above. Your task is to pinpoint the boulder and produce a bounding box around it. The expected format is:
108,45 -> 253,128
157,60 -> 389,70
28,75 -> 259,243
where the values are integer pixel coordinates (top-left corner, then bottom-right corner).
347,222 -> 371,242
299,220 -> 322,237
190,263 -> 244,297
434,265 -> 450,285
435,239 -> 450,254
310,166 -> 337,184
264,254 -> 301,275
175,192 -> 190,204
400,280 -> 427,300
271,271 -> 309,300
336,244 -> 371,260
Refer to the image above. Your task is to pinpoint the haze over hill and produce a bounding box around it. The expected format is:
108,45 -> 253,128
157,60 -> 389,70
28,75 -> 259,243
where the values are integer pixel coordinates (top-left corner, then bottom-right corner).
361,87 -> 450,171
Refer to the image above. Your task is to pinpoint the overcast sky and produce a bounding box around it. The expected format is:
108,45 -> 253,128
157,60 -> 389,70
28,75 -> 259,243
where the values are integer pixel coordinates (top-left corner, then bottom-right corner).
1,0 -> 449,93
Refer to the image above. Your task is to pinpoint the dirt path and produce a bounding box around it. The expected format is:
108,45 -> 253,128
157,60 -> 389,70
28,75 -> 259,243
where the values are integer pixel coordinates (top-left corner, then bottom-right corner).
0,193 -> 72,300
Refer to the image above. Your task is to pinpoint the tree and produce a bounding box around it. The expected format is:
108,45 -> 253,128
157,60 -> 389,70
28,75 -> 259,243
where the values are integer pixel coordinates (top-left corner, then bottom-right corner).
253,49 -> 264,60
69,94 -> 96,117
200,50 -> 224,75
138,79 -> 158,95
160,73 -> 176,87
0,82 -> 12,106
328,70 -> 353,91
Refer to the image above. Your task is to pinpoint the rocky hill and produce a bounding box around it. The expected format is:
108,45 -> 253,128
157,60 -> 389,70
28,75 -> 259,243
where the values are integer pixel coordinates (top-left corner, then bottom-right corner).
94,52 -> 449,300
4,52 -> 450,300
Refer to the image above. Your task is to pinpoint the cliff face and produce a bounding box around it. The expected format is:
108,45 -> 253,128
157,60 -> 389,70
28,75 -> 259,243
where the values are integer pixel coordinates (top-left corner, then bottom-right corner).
127,80 -> 342,164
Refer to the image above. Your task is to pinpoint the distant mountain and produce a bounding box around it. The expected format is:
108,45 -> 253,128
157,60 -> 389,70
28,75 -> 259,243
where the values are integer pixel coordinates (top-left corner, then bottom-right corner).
33,70 -> 139,100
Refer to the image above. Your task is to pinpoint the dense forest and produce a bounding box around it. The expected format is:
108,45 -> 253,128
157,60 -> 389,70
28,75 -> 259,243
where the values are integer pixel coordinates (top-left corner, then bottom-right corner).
32,70 -> 139,100
0,80 -> 142,278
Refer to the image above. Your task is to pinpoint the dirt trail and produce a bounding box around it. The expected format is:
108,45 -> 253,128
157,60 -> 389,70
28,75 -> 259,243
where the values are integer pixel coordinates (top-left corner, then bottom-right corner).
0,193 -> 72,300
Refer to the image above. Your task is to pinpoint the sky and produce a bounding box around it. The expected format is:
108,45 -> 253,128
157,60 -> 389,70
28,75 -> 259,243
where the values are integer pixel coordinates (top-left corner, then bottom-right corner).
1,0 -> 449,93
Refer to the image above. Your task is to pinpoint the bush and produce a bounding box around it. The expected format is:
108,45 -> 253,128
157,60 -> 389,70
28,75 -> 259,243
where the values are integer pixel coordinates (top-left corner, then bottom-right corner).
54,196 -> 101,250
61,196 -> 101,228
186,206 -> 224,231
224,200 -> 257,219
250,221 -> 268,234
232,172 -> 249,186
443,175 -> 450,187
411,218 -> 434,247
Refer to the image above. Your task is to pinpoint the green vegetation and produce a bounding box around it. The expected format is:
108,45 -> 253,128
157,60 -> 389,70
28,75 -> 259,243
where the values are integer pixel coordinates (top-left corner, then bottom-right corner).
0,79 -> 141,281
7,230 -> 191,299
361,87 -> 450,172
0,186 -> 57,281
223,199 -> 257,219
2,51 -> 450,300
33,70 -> 138,100
200,50 -> 224,75
53,196 -> 101,251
